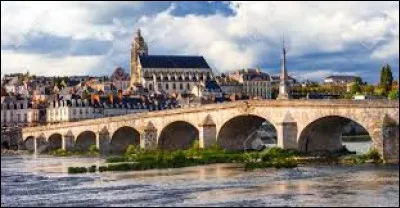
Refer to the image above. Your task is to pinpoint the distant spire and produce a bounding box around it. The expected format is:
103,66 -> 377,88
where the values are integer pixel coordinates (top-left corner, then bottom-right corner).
136,28 -> 141,37
280,36 -> 288,82
277,35 -> 291,100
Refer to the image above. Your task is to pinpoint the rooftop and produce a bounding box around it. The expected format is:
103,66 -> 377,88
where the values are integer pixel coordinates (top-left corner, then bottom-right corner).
139,55 -> 211,69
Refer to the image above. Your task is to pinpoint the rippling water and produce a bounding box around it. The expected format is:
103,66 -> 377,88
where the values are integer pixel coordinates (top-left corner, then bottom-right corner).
1,154 -> 398,207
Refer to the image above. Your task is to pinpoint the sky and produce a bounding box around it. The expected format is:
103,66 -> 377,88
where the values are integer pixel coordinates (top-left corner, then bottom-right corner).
1,1 -> 399,84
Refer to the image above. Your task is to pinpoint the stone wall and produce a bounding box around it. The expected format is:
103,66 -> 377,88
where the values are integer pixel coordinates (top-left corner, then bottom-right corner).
20,100 -> 399,160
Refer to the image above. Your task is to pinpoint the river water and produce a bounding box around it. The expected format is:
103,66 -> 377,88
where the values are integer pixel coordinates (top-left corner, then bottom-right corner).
1,142 -> 399,207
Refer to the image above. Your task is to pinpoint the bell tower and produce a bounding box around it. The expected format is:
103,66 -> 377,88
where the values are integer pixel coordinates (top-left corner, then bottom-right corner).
130,28 -> 148,87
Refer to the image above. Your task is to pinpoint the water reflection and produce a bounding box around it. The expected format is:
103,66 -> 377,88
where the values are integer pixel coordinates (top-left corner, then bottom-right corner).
1,149 -> 398,207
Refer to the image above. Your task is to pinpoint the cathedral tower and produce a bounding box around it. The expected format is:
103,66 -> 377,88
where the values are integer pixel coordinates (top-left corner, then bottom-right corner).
130,28 -> 148,87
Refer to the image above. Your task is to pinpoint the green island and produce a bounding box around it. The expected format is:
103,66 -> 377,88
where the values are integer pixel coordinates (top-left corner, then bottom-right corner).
51,141 -> 384,174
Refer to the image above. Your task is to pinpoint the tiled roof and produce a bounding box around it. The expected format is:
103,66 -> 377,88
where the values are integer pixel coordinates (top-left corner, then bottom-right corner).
139,55 -> 211,69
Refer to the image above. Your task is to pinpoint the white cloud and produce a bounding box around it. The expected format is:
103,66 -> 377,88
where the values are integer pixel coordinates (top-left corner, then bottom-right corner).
1,50 -> 104,77
136,1 -> 398,73
1,1 -> 398,79
1,1 -> 144,46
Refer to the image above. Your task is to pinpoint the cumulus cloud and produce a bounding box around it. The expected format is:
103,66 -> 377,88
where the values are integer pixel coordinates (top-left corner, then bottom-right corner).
136,1 -> 398,76
1,1 -> 398,83
1,50 -> 104,77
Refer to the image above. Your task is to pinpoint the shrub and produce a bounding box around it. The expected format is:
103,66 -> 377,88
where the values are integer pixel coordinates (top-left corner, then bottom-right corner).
171,150 -> 187,165
88,165 -> 96,173
51,149 -> 71,157
106,156 -> 127,163
89,145 -> 99,153
88,145 -> 100,156
388,89 -> 399,100
125,145 -> 138,156
207,143 -> 223,152
243,152 -> 260,162
68,167 -> 88,174
99,166 -> 108,172
364,148 -> 381,161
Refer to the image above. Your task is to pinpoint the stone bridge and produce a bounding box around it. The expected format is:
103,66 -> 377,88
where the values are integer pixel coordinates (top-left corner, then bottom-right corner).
20,100 -> 399,161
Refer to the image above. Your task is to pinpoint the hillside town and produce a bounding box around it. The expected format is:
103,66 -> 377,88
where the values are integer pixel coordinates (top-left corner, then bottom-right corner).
1,29 -> 398,132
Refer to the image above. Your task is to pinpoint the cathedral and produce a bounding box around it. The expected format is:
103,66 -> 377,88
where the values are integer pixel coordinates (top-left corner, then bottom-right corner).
130,29 -> 214,95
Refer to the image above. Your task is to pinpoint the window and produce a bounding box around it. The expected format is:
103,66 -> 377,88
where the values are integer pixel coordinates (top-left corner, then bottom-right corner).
165,83 -> 169,90
24,114 -> 28,122
80,109 -> 83,115
149,84 -> 153,91
187,83 -> 190,90
180,83 -> 183,90
158,83 -> 162,90
73,109 -> 76,115
173,83 -> 176,90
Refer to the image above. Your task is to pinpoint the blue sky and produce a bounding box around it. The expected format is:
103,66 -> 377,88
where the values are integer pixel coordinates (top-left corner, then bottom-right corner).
1,1 -> 399,84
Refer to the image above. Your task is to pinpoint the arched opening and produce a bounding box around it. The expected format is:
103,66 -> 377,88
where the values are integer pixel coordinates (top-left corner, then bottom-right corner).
1,135 -> 10,150
217,115 -> 277,151
48,133 -> 62,152
158,121 -> 199,150
110,126 -> 140,154
24,136 -> 35,152
298,116 -> 372,154
75,131 -> 96,152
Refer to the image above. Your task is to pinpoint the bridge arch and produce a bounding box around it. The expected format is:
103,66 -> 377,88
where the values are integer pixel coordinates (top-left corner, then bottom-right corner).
158,121 -> 199,150
217,114 -> 277,151
75,131 -> 96,152
24,136 -> 36,152
110,126 -> 140,154
48,133 -> 62,151
1,135 -> 11,150
298,115 -> 372,152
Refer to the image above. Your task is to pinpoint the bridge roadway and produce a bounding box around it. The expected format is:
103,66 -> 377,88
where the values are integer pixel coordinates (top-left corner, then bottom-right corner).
19,100 -> 399,161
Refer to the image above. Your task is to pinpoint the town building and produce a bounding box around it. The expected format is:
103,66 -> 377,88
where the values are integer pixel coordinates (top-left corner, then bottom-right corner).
324,75 -> 358,85
229,68 -> 272,99
1,97 -> 39,127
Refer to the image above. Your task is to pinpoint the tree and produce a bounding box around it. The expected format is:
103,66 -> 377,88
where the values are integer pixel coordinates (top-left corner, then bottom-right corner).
388,89 -> 399,100
350,82 -> 361,95
353,76 -> 362,85
379,64 -> 394,95
374,86 -> 386,96
363,85 -> 375,95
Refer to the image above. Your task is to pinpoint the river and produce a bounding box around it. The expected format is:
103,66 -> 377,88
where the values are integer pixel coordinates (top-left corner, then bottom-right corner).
1,142 -> 399,207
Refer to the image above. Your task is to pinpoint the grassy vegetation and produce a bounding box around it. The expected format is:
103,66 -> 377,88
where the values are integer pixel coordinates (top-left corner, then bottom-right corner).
66,142 -> 384,174
341,148 -> 383,164
86,145 -> 303,173
49,145 -> 99,157
68,167 -> 88,174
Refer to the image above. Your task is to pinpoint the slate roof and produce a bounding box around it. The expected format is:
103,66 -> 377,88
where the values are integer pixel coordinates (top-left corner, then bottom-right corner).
139,55 -> 211,69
